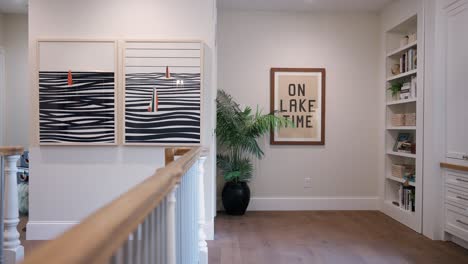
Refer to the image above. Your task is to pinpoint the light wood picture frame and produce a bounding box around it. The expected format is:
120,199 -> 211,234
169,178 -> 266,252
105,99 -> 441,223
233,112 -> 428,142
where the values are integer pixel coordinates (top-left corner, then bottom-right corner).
122,40 -> 203,146
37,39 -> 118,145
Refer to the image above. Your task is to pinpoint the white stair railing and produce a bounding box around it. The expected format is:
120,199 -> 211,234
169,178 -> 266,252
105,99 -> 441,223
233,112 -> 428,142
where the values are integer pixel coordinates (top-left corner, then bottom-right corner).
0,146 -> 24,264
21,147 -> 207,264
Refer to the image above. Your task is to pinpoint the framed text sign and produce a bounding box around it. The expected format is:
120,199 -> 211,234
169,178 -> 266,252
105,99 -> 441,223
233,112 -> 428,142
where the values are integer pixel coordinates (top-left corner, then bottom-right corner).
270,68 -> 326,145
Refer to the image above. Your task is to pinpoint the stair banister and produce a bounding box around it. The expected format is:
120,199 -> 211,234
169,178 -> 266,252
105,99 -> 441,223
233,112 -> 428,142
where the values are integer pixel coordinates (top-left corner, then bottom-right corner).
21,147 -> 203,264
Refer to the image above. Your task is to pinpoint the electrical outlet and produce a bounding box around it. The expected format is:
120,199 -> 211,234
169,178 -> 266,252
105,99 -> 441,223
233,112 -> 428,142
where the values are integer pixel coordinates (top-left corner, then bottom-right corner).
304,177 -> 312,188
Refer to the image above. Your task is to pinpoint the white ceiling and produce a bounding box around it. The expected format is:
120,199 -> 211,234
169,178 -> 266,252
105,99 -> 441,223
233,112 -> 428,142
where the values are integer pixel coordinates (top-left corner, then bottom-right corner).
0,0 -> 28,14
218,0 -> 394,12
0,0 -> 393,15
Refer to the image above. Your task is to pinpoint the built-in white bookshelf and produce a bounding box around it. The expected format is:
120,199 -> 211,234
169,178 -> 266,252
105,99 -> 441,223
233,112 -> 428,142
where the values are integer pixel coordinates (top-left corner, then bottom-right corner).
382,14 -> 423,232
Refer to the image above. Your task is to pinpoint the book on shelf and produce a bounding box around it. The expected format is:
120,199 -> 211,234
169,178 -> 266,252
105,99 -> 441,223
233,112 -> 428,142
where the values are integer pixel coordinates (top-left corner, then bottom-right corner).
410,76 -> 417,98
400,82 -> 411,99
393,133 -> 413,153
398,185 -> 415,212
398,48 -> 417,74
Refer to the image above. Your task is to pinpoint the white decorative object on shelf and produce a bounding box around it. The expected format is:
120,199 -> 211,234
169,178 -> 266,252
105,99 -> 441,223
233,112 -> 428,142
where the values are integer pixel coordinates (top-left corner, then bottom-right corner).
400,36 -> 409,47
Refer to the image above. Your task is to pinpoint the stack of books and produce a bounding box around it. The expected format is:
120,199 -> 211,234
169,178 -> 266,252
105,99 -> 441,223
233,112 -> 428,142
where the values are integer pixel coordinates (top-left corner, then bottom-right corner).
399,76 -> 417,100
400,48 -> 417,73
399,185 -> 415,212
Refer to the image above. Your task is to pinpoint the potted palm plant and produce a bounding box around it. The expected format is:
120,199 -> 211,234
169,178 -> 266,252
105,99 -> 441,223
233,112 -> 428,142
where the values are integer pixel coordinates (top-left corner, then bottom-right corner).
216,90 -> 290,215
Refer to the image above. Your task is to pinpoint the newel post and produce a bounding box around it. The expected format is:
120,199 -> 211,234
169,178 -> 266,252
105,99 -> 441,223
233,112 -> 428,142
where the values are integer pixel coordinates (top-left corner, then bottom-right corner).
198,150 -> 208,264
0,147 -> 24,264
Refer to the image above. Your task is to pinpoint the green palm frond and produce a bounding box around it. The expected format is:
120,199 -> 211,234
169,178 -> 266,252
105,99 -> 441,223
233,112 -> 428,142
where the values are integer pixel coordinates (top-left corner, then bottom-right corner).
216,90 -> 292,182
217,154 -> 253,183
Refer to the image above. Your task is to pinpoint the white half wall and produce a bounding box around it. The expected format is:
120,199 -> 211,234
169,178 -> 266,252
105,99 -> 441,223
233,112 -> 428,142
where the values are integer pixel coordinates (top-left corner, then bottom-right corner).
217,10 -> 380,210
28,0 -> 217,240
3,14 -> 28,147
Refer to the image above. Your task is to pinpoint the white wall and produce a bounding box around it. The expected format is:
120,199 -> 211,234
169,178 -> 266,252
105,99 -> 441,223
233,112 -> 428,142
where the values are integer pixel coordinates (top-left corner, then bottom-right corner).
0,13 -> 4,45
28,0 -> 217,240
217,10 -> 381,209
422,0 -> 462,242
0,14 -> 5,145
3,14 -> 28,147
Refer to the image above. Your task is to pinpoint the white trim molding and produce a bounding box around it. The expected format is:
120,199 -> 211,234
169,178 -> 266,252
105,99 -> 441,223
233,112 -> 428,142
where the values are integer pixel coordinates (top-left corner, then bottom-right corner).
0,47 -> 5,145
217,196 -> 379,211
26,221 -> 77,240
247,196 -> 379,211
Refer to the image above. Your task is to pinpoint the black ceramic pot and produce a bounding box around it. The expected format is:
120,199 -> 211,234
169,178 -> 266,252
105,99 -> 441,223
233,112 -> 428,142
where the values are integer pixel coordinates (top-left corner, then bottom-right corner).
222,181 -> 250,215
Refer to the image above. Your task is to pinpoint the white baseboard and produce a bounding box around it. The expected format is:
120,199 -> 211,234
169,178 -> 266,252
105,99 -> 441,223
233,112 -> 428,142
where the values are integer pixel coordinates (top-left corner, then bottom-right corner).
448,233 -> 468,249
26,221 -> 77,240
245,196 -> 379,211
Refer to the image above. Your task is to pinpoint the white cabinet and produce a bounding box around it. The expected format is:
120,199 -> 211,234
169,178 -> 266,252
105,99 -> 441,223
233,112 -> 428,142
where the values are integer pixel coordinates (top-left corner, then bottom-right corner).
445,170 -> 468,241
445,0 -> 468,163
440,0 -> 468,245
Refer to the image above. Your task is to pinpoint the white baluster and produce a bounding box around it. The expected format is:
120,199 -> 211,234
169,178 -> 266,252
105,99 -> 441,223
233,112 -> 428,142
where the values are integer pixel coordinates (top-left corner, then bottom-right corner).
198,156 -> 208,264
0,156 -> 5,264
162,198 -> 167,264
131,229 -> 139,263
150,210 -> 155,264
176,184 -> 182,264
123,235 -> 132,264
142,218 -> 149,264
192,164 -> 198,263
167,185 -> 178,264
3,154 -> 23,264
156,205 -> 162,264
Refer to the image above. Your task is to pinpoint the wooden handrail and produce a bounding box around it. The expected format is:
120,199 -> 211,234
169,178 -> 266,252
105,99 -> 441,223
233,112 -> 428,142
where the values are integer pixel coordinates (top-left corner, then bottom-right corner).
165,147 -> 192,165
441,162 -> 468,173
22,147 -> 202,264
0,146 -> 24,156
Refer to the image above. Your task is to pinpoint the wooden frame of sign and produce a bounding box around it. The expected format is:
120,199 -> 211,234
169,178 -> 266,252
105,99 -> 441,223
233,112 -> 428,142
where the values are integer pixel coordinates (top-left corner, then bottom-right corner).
270,68 -> 326,145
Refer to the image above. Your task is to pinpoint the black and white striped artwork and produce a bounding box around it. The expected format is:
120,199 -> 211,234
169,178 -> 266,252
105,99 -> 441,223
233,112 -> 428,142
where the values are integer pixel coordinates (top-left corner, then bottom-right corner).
124,41 -> 201,144
39,71 -> 116,144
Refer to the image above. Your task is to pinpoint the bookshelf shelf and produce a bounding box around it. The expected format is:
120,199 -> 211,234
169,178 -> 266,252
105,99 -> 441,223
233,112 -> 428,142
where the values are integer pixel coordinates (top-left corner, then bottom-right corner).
387,69 -> 417,82
386,126 -> 416,130
386,175 -> 415,187
386,98 -> 417,105
384,201 -> 414,215
387,41 -> 417,57
382,12 -> 423,233
386,151 -> 416,158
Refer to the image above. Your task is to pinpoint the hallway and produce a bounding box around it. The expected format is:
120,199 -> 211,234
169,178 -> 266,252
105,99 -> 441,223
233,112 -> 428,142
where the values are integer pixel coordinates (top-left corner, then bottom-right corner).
207,211 -> 468,264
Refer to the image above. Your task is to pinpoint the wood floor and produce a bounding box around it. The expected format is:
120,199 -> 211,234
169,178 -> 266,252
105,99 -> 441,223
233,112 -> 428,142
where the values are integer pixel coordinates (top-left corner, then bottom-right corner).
207,211 -> 468,264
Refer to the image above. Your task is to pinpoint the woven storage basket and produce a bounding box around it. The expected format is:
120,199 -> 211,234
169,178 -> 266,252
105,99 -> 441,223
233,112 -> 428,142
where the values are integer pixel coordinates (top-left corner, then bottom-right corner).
391,164 -> 406,178
391,114 -> 405,126
405,113 -> 416,126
